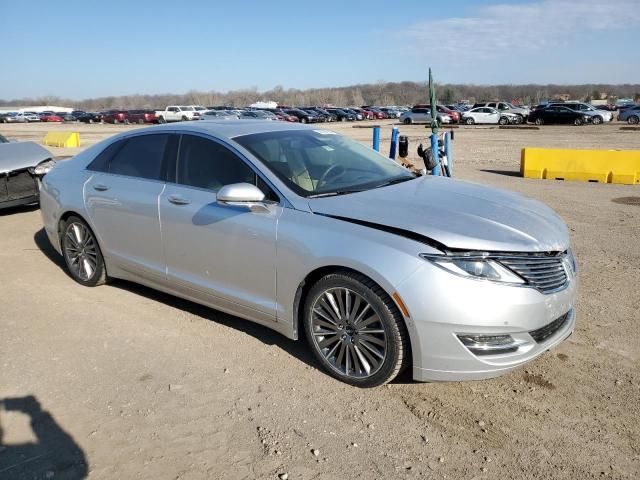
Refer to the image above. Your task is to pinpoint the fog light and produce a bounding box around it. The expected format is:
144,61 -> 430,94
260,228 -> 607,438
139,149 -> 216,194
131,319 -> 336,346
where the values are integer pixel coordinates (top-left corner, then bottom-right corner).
457,334 -> 519,355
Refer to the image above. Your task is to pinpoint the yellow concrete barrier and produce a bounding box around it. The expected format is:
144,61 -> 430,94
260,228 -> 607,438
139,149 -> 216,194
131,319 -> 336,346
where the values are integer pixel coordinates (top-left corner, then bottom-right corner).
43,131 -> 80,148
521,147 -> 640,185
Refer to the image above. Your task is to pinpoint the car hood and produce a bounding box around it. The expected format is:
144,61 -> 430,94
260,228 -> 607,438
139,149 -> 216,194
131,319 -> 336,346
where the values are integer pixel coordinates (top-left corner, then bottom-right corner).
0,141 -> 53,174
307,176 -> 570,253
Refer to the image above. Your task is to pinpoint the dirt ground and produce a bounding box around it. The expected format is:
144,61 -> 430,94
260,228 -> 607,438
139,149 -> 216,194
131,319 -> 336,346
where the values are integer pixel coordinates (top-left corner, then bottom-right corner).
0,121 -> 638,480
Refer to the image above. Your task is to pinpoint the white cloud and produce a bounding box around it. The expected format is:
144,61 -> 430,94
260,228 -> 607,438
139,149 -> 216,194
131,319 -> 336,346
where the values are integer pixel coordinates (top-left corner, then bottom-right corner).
401,0 -> 640,61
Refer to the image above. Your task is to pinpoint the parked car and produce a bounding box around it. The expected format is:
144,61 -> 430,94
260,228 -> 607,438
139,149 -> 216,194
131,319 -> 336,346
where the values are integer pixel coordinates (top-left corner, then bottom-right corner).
379,107 -> 401,119
200,110 -> 240,120
127,110 -> 159,124
0,141 -> 55,209
303,107 -> 336,122
326,108 -> 356,121
54,112 -> 77,122
400,107 -> 451,125
472,102 -> 529,123
547,102 -> 612,124
284,109 -> 322,124
617,104 -> 640,124
272,110 -> 300,122
349,107 -> 373,120
76,112 -> 104,124
40,113 -> 64,123
1,113 -> 27,123
461,107 -> 517,125
362,107 -> 386,119
40,121 -> 577,387
155,106 -> 201,123
22,112 -> 42,122
102,110 -> 130,124
527,106 -> 590,125
413,104 -> 461,123
239,110 -> 276,120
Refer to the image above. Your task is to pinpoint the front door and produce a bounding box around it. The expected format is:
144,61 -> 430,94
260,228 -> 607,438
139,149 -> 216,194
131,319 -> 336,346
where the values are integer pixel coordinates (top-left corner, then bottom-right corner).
160,134 -> 282,322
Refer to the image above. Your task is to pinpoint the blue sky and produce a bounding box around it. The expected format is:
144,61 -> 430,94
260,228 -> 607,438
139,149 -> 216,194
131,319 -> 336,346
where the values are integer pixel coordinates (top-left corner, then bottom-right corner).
1,0 -> 638,100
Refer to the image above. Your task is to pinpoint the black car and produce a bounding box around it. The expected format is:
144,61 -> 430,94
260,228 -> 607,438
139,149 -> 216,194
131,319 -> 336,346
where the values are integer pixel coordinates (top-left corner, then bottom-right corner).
284,108 -> 321,124
527,106 -> 590,125
325,108 -> 356,122
304,107 -> 337,122
56,112 -> 77,122
76,112 -> 104,123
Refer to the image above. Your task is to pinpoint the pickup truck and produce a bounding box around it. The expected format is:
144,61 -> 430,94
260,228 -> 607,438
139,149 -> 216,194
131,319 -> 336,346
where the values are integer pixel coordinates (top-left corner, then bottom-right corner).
155,106 -> 201,123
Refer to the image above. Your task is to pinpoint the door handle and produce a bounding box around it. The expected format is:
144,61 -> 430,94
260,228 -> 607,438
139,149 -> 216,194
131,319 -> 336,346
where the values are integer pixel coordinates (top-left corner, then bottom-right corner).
93,184 -> 109,191
167,195 -> 191,205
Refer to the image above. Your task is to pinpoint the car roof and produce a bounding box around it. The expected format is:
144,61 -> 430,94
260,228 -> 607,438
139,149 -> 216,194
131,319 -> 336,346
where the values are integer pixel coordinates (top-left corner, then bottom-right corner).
124,120 -> 311,141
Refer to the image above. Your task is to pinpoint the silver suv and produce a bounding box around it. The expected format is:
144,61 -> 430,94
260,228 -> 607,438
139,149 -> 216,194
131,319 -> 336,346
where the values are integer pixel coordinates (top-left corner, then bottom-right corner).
473,102 -> 530,122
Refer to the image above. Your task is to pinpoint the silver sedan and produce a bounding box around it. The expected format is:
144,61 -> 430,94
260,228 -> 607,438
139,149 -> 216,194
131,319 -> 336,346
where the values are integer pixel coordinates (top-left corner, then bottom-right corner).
40,121 -> 577,387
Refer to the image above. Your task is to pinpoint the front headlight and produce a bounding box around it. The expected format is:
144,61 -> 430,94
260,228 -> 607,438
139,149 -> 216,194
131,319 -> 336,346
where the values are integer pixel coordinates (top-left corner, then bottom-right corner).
420,254 -> 525,284
33,159 -> 56,175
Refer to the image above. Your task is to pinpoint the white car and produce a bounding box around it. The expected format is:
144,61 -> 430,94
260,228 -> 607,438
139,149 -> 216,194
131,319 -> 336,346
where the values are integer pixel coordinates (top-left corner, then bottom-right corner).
461,107 -> 518,125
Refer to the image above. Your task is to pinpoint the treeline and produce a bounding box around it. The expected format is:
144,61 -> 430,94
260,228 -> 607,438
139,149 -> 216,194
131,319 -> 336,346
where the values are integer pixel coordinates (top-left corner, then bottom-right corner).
2,82 -> 640,110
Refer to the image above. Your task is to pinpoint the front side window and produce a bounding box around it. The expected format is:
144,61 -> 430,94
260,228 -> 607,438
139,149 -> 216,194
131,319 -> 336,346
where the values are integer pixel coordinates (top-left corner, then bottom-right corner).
109,134 -> 168,180
177,135 -> 257,192
235,130 -> 415,198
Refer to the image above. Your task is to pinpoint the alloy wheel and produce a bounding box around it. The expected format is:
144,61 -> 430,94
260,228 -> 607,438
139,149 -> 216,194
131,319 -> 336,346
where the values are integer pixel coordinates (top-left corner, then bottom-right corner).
64,222 -> 99,281
310,287 -> 387,379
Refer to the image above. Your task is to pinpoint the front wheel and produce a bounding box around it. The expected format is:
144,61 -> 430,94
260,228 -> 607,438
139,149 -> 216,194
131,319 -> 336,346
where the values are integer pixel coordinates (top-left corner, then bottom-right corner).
403,118 -> 412,125
158,116 -> 166,124
465,117 -> 474,125
592,115 -> 603,125
304,271 -> 409,387
535,117 -> 543,125
574,117 -> 583,126
61,216 -> 107,287
628,115 -> 639,125
498,116 -> 509,125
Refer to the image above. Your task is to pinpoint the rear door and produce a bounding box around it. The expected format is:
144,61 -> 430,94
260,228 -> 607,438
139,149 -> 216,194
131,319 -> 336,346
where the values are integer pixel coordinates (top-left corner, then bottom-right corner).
84,133 -> 175,281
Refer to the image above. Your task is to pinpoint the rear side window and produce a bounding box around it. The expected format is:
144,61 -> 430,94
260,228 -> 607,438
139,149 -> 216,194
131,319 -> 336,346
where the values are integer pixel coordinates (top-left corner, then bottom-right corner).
87,140 -> 125,173
108,134 -> 168,180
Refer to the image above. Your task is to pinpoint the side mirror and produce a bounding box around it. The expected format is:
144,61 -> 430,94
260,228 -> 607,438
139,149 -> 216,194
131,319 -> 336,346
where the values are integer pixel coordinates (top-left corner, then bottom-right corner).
217,182 -> 266,206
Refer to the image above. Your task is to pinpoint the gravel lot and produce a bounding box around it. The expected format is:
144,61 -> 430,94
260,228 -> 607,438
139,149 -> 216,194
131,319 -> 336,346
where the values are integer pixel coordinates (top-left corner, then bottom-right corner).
1,121 -> 639,479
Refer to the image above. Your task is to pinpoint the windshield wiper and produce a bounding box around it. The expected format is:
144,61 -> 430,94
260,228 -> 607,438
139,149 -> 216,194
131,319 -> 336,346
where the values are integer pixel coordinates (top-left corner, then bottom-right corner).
373,176 -> 416,189
308,188 -> 367,198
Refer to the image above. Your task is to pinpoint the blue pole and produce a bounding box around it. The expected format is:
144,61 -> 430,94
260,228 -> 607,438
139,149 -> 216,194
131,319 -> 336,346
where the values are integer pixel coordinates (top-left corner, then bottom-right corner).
444,131 -> 452,176
430,132 -> 439,175
372,127 -> 380,152
389,127 -> 398,160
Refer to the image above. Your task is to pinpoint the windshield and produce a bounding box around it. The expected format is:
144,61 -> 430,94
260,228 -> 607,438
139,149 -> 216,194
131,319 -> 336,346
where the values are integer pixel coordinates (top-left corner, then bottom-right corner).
235,130 -> 415,197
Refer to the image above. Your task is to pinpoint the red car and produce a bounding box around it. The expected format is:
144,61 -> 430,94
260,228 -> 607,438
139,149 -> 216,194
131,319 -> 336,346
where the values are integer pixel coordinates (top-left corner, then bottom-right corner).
274,110 -> 300,122
127,110 -> 158,124
102,110 -> 130,124
40,113 -> 63,122
351,107 -> 374,120
361,106 -> 386,119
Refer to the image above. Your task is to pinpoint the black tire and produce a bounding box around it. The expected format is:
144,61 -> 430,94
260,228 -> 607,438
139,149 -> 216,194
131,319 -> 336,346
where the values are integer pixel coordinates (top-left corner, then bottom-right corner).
138,119 -> 144,124
465,117 -> 474,125
403,118 -> 412,125
574,117 -> 583,126
592,115 -> 603,125
181,115 -> 188,121
498,116 -> 508,125
535,117 -> 543,126
124,119 -> 130,125
113,119 -> 119,124
158,116 -> 166,124
60,216 -> 107,287
628,115 -> 639,125
301,117 -> 307,124
303,271 -> 409,388
340,117 -> 347,122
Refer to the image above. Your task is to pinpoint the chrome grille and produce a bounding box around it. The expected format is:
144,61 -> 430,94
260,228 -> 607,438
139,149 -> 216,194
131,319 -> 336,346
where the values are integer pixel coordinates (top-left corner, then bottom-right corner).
498,254 -> 568,293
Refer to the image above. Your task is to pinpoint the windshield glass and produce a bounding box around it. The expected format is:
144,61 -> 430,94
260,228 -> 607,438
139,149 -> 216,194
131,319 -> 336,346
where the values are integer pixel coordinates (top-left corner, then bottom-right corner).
235,130 -> 415,197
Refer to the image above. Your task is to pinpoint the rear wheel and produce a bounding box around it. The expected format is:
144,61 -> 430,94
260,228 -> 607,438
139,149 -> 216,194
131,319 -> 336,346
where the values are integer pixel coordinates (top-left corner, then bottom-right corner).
465,117 -> 474,125
403,118 -> 412,125
181,115 -> 188,121
592,115 -> 602,125
498,116 -> 509,125
301,117 -> 307,124
61,216 -> 107,287
535,117 -> 543,126
138,119 -> 144,124
304,271 -> 409,387
340,117 -> 347,122
158,116 -> 166,124
124,119 -> 130,125
628,115 -> 639,125
574,117 -> 583,126
113,119 -> 119,124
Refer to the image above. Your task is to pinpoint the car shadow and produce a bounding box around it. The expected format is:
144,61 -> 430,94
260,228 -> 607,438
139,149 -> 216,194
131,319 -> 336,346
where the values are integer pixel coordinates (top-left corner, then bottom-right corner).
33,228 -> 418,386
0,203 -> 39,217
0,395 -> 88,479
33,228 -> 66,271
479,169 -> 522,178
